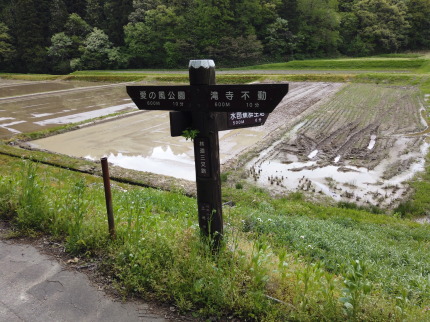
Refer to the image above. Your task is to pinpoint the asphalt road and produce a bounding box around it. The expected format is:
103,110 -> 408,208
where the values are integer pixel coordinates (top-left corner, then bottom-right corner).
0,232 -> 169,321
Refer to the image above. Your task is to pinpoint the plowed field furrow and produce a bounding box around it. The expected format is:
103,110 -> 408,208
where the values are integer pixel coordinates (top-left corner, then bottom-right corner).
331,123 -> 377,159
270,84 -> 425,175
263,82 -> 344,134
317,123 -> 359,154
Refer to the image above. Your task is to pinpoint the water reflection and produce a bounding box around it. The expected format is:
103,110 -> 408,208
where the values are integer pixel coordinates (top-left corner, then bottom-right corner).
87,145 -> 196,181
249,141 -> 429,206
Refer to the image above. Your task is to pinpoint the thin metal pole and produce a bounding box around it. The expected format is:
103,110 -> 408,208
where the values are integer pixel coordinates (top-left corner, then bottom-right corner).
101,157 -> 115,239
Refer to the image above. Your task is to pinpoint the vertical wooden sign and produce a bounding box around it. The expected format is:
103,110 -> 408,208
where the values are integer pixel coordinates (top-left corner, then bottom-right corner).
189,60 -> 223,249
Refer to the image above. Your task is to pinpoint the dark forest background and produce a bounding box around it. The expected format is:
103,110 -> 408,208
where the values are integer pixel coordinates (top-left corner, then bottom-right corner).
0,0 -> 429,73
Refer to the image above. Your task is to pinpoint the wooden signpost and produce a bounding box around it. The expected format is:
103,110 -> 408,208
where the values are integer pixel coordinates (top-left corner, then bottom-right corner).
127,60 -> 289,250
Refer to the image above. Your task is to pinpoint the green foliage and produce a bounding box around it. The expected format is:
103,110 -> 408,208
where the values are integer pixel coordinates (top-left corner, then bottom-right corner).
240,205 -> 430,307
287,191 -> 304,201
0,156 -> 429,320
1,0 -> 49,72
297,0 -> 340,56
64,13 -> 92,38
405,0 -> 430,49
263,18 -> 297,61
15,161 -> 48,230
206,35 -> 264,67
102,0 -> 133,46
124,5 -> 185,68
47,32 -> 74,74
73,28 -> 127,70
1,0 -> 428,72
0,22 -> 15,66
340,260 -> 372,319
181,128 -> 199,141
66,179 -> 89,252
353,0 -> 410,53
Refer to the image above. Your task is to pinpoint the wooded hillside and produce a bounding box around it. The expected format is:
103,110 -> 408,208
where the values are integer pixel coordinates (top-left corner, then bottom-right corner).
0,0 -> 429,73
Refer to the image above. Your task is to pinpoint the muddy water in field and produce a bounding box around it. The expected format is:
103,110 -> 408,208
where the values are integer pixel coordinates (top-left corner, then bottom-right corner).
25,81 -> 429,208
0,80 -> 106,98
32,111 -> 196,180
249,138 -> 429,206
30,82 -> 342,181
30,111 -> 271,181
0,80 -> 135,139
248,84 -> 429,208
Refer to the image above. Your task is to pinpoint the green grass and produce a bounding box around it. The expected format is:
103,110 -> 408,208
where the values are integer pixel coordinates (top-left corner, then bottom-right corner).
370,53 -> 425,59
418,60 -> 430,74
239,58 -> 428,71
0,73 -> 64,81
2,53 -> 428,84
0,155 -> 429,320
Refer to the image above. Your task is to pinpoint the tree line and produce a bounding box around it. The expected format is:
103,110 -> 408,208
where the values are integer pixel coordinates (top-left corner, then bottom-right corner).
0,0 -> 429,73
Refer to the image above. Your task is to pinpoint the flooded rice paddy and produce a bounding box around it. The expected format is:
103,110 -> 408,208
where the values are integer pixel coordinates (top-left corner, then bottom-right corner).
29,82 -> 342,182
0,80 -> 135,138
2,79 -> 429,207
29,111 -> 274,181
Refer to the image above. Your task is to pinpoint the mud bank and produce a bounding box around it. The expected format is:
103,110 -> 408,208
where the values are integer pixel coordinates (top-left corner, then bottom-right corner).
246,83 -> 428,208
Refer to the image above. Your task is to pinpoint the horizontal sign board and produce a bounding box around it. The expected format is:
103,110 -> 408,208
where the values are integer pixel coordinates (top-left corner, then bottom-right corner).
227,112 -> 269,129
126,86 -> 193,110
205,84 -> 288,113
127,84 -> 288,113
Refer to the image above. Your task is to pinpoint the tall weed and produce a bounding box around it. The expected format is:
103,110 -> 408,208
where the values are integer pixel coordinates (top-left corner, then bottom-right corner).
340,260 -> 372,320
0,176 -> 16,218
66,179 -> 88,252
16,161 -> 48,230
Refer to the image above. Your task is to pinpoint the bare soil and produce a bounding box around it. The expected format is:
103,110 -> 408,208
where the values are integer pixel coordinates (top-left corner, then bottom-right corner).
242,83 -> 428,208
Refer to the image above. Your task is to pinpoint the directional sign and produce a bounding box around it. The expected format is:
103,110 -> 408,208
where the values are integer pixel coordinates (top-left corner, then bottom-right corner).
126,86 -> 193,110
126,59 -> 290,252
205,84 -> 288,113
127,84 -> 288,113
227,112 -> 269,129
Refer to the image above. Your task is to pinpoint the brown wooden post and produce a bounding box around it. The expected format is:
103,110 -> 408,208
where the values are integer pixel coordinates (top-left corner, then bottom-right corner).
189,60 -> 223,249
101,157 -> 115,239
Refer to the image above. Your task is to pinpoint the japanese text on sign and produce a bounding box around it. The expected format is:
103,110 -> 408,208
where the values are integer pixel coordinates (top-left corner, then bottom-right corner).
199,202 -> 212,229
140,90 -> 187,100
228,112 -> 267,128
195,138 -> 211,178
210,90 -> 267,102
127,83 -> 289,113
205,84 -> 287,112
126,85 -> 192,110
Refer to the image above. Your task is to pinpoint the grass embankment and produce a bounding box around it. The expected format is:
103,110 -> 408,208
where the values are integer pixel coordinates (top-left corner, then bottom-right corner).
2,54 -> 429,83
1,154 -> 430,321
241,55 -> 428,71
